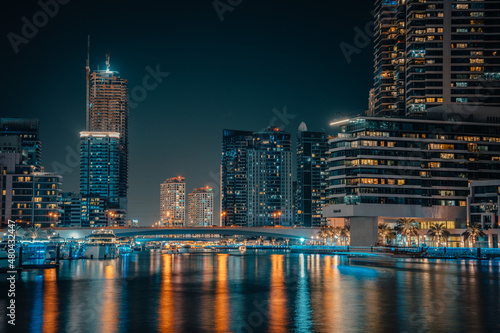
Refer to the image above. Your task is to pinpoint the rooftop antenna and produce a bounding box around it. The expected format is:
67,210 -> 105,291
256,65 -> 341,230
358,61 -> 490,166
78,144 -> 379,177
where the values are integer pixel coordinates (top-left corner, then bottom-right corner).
86,35 -> 90,131
106,52 -> 111,72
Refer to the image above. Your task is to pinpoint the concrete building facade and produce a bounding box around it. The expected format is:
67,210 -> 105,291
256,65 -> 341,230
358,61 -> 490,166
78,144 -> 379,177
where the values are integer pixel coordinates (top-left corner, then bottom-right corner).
188,187 -> 214,227
160,176 -> 186,227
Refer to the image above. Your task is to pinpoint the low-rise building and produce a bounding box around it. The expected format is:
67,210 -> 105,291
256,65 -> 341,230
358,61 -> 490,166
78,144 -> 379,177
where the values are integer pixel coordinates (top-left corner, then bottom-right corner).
60,192 -> 82,227
1,152 -> 62,227
468,180 -> 500,229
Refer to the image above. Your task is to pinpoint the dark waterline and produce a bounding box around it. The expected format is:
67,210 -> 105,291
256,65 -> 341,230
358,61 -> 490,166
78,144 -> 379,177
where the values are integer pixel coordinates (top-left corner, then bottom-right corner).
1,251 -> 500,332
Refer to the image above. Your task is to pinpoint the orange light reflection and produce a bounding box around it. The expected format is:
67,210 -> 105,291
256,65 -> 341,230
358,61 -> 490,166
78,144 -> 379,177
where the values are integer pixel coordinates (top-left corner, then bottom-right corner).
268,254 -> 288,333
214,254 -> 230,333
42,269 -> 59,333
159,255 -> 175,332
101,265 -> 118,333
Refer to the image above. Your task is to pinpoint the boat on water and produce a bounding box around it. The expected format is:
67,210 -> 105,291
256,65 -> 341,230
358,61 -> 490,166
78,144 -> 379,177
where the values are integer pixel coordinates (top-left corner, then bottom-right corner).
84,230 -> 119,259
0,240 -> 18,269
117,244 -> 132,254
146,243 -> 162,251
168,244 -> 180,253
161,243 -> 185,254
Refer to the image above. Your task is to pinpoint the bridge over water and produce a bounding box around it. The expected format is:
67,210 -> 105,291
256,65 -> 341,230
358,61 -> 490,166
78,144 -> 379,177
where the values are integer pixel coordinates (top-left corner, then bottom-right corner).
53,226 -> 320,241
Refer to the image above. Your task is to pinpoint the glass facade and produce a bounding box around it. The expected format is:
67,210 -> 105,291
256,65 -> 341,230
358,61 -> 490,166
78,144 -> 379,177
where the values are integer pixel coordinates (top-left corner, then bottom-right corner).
327,114 -> 500,216
221,130 -> 253,226
0,118 -> 42,171
469,180 -> 500,228
247,128 -> 293,226
221,128 -> 293,226
60,192 -> 82,227
79,132 -> 120,226
295,125 -> 329,227
88,70 -> 129,208
372,0 -> 500,116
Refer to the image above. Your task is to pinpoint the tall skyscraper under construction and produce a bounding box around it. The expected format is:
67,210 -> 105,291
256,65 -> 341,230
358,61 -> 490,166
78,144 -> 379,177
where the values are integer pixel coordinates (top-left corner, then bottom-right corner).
86,45 -> 129,213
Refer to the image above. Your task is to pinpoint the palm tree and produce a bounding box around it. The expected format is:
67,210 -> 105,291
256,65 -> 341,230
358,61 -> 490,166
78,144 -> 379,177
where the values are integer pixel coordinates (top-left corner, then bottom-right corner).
396,218 -> 419,247
378,223 -> 395,245
318,226 -> 331,245
14,225 -> 25,239
46,227 -> 59,238
341,226 -> 351,246
427,222 -> 450,247
332,227 -> 343,245
25,225 -> 40,241
462,223 -> 486,248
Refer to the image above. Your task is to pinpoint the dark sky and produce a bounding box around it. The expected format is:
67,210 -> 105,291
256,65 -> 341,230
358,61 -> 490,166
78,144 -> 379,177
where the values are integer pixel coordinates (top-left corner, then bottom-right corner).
1,0 -> 375,225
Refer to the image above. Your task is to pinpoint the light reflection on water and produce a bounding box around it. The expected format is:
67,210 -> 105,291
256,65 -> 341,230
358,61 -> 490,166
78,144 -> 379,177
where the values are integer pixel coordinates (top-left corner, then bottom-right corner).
158,254 -> 174,332
215,254 -> 230,333
42,269 -> 58,333
1,252 -> 499,332
268,254 -> 288,333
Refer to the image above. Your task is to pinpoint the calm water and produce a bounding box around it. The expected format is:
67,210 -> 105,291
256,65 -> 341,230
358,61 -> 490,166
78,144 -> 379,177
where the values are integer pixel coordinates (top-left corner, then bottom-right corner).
1,251 -> 500,333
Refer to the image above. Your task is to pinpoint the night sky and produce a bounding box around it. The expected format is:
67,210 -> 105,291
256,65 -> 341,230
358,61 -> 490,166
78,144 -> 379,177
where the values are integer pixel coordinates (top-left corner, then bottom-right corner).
1,0 -> 375,225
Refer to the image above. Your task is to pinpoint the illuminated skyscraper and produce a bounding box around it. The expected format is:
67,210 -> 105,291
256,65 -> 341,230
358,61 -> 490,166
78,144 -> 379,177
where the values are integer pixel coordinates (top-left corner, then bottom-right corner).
221,129 -> 253,226
160,176 -> 186,227
247,128 -> 293,226
372,0 -> 500,117
188,187 -> 214,227
295,122 -> 329,227
79,131 -> 123,226
221,128 -> 293,226
87,54 -> 129,212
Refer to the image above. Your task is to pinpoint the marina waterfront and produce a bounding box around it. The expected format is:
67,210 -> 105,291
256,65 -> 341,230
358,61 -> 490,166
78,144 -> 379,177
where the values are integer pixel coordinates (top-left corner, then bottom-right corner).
1,251 -> 500,332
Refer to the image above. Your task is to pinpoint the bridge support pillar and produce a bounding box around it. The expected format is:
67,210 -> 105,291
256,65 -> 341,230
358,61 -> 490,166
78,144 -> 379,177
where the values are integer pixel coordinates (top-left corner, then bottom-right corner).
350,217 -> 378,247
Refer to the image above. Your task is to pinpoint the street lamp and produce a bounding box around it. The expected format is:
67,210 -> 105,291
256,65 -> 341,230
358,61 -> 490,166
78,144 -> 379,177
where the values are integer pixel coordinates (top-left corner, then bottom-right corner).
278,211 -> 282,226
166,211 -> 171,227
273,213 -> 277,225
221,211 -> 227,226
107,211 -> 115,227
48,212 -> 58,227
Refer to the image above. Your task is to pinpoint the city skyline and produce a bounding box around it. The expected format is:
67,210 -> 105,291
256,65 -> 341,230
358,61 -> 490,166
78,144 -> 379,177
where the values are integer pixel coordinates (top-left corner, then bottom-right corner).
2,2 -> 500,332
2,0 -> 375,225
